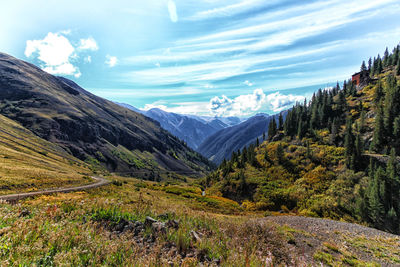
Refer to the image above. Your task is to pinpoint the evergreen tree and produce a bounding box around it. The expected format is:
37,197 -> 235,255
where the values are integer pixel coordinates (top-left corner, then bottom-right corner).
344,117 -> 354,168
368,57 -> 372,71
373,80 -> 384,105
367,167 -> 385,228
393,116 -> 400,140
276,144 -> 285,164
360,60 -> 367,72
372,106 -> 385,152
396,58 -> 400,76
377,55 -> 383,74
383,47 -> 389,67
268,118 -> 277,139
278,113 -> 284,130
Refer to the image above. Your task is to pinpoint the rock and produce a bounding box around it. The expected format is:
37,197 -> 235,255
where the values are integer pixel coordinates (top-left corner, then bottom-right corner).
213,258 -> 221,265
190,230 -> 201,243
114,219 -> 128,232
166,219 -> 179,229
19,208 -> 30,217
151,222 -> 167,234
145,216 -> 157,226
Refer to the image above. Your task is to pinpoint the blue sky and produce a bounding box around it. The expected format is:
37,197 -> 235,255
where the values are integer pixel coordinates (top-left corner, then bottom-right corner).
1,0 -> 400,116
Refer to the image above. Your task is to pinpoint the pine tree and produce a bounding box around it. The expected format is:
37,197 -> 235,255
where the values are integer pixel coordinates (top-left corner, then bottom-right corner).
368,57 -> 372,71
373,80 -> 384,105
296,119 -> 303,139
268,118 -> 277,140
393,116 -> 400,139
344,118 -> 354,168
256,137 -> 259,147
396,58 -> 400,76
262,131 -> 266,141
377,55 -> 383,74
354,134 -> 363,169
361,60 -> 367,72
367,167 -> 385,228
276,144 -> 285,164
278,113 -> 284,130
383,47 -> 389,67
372,106 -> 385,152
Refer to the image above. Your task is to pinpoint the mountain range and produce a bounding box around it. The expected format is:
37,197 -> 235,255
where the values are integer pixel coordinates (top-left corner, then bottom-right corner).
0,52 -> 211,179
198,113 -> 275,164
118,103 -> 246,150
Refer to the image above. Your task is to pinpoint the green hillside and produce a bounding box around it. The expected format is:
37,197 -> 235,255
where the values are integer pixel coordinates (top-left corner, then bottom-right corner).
202,44 -> 400,234
0,113 -> 91,194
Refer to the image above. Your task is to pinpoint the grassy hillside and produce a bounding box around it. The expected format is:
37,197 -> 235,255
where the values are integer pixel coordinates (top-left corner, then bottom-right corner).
0,176 -> 398,266
201,44 -> 400,234
0,113 -> 91,194
0,53 -> 212,179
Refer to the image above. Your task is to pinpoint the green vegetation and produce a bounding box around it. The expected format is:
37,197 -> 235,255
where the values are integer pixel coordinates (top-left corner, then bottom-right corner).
0,114 -> 92,194
202,44 -> 400,234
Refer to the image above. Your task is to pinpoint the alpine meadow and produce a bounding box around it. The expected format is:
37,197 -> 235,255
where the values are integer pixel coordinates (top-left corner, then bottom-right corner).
1,1 -> 400,266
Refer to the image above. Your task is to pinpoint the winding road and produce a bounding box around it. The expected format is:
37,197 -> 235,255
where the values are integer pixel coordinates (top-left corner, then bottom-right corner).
0,176 -> 110,202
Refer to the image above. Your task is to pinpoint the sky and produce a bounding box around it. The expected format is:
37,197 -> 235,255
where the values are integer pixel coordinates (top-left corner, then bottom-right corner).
1,0 -> 400,117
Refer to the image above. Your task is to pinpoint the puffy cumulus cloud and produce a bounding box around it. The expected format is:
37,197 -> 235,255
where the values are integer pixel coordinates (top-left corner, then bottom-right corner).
25,31 -> 98,78
78,37 -> 99,51
105,55 -> 118,67
209,89 -> 265,117
265,92 -> 305,112
167,0 -> 178,22
209,89 -> 305,116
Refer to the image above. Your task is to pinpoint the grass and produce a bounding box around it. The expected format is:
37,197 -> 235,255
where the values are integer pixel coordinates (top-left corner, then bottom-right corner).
0,176 -> 399,265
0,114 -> 93,195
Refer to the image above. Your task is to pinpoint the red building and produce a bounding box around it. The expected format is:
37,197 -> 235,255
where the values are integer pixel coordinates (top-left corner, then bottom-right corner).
352,70 -> 369,86
352,72 -> 361,85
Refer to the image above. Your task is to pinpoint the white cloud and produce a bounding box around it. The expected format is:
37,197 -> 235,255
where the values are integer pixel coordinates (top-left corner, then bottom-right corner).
25,31 -> 98,78
84,55 -> 92,63
209,89 -> 265,116
209,89 -> 305,116
244,80 -> 253,86
105,55 -> 118,67
187,0 -> 272,21
143,101 -> 209,115
265,92 -> 304,112
167,0 -> 178,22
78,37 -> 99,51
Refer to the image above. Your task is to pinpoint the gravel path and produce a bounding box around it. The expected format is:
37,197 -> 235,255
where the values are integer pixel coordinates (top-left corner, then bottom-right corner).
0,176 -> 110,201
265,215 -> 398,238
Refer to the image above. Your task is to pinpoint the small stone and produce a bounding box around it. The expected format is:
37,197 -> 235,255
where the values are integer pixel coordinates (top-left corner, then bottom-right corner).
152,222 -> 167,234
166,219 -> 179,229
190,230 -> 201,243
145,216 -> 157,226
19,208 -> 30,217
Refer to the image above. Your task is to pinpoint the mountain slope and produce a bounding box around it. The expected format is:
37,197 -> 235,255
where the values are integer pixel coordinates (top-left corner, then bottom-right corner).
198,114 -> 273,164
0,113 -> 91,194
0,53 -> 211,178
201,43 -> 400,234
142,108 -> 226,150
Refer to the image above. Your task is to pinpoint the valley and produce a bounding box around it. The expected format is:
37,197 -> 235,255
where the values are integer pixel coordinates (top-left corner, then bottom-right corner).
0,21 -> 400,267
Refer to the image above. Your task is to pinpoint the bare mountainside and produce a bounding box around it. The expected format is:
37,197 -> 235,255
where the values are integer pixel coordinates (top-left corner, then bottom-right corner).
0,53 -> 212,178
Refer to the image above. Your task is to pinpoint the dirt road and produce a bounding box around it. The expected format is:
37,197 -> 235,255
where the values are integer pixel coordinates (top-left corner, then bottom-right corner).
0,176 -> 110,201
